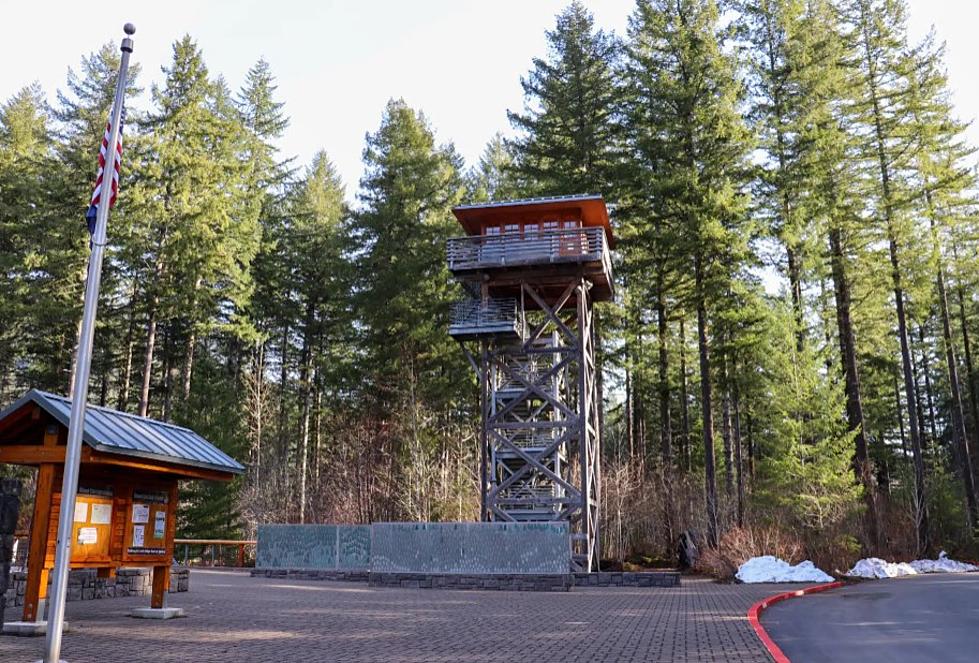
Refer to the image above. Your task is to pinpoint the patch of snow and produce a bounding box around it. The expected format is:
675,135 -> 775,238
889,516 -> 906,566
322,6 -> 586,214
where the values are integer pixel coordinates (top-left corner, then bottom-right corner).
735,555 -> 835,583
847,552 -> 978,578
909,551 -> 978,574
847,557 -> 918,579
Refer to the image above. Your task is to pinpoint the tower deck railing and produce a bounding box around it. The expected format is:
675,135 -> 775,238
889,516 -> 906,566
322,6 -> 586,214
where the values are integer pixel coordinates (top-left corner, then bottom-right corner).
449,296 -> 522,338
447,226 -> 610,275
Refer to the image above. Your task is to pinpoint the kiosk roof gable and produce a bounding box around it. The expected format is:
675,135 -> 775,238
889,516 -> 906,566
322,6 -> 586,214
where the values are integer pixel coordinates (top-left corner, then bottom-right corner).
0,389 -> 244,475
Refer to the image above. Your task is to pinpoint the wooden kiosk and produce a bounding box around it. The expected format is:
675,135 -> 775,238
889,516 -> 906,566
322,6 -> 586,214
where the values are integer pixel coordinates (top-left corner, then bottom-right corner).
0,389 -> 243,623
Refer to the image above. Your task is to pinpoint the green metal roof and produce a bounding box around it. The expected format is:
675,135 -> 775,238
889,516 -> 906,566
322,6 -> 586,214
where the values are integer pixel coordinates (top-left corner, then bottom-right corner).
0,389 -> 244,475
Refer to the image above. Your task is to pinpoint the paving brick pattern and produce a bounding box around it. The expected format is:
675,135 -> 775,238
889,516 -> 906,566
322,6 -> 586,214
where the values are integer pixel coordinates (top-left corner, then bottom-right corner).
0,569 -> 780,662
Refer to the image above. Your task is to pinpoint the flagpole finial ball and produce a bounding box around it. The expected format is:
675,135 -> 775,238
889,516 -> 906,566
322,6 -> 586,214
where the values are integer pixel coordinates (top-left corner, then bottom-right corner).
124,23 -> 136,35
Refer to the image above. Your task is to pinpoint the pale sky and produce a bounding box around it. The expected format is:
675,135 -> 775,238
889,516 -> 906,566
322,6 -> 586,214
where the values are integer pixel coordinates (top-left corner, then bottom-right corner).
0,0 -> 973,202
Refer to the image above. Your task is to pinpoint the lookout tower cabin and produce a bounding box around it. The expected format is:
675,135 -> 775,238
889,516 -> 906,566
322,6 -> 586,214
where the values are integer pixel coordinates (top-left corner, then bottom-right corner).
446,194 -> 613,572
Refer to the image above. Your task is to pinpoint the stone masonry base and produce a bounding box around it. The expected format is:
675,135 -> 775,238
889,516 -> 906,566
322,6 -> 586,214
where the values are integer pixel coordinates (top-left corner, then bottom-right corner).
250,568 -> 680,591
3,567 -> 190,609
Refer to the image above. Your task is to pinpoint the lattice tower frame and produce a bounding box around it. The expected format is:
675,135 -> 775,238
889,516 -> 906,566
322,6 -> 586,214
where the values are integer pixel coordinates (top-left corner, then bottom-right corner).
462,279 -> 601,571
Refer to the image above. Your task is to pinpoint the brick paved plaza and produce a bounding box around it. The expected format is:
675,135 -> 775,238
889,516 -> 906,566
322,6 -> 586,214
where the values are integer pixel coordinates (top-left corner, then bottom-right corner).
0,569 -> 780,662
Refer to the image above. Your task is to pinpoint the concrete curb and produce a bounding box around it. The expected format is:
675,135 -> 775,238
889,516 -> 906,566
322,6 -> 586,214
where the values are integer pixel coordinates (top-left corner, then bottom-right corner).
747,581 -> 844,663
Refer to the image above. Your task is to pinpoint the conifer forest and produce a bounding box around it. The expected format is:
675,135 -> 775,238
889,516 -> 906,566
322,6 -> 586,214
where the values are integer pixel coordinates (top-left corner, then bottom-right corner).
3,0 -> 979,572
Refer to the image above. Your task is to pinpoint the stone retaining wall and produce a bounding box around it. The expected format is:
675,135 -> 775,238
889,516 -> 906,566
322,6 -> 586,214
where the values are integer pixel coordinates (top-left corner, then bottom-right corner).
3,567 -> 190,608
250,568 -> 679,592
572,571 -> 680,587
369,572 -> 574,591
250,569 -> 369,583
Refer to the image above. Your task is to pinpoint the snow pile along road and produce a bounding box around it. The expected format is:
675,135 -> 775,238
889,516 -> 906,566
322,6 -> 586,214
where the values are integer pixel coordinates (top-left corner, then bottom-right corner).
847,557 -> 917,578
909,551 -> 978,574
847,552 -> 978,578
736,555 -> 835,583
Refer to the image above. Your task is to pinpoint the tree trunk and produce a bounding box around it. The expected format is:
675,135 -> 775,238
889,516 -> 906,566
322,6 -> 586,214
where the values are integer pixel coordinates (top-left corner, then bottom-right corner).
787,247 -> 805,352
865,37 -> 929,552
733,376 -> 745,528
313,382 -> 323,491
625,365 -> 634,462
953,246 -> 979,490
98,361 -> 109,406
918,326 -> 939,446
138,297 -> 158,418
929,217 -> 979,530
179,278 -> 203,402
253,341 -> 265,488
161,328 -> 175,422
656,282 -> 671,464
679,316 -> 691,473
829,224 -> 881,550
876,429 -> 890,494
278,322 -> 291,500
695,256 -> 719,548
117,288 -> 138,412
721,358 -> 733,500
181,327 -> 197,403
891,236 -> 930,554
297,302 -> 315,524
894,368 -> 908,458
67,317 -> 83,397
909,334 -> 929,452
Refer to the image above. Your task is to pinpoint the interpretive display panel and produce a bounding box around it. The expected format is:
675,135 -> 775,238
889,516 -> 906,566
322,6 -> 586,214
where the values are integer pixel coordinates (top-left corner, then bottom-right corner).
125,490 -> 170,557
68,487 -> 114,563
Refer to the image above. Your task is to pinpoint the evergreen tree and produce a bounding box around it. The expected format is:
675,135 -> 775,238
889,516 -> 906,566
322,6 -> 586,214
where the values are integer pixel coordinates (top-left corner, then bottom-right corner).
132,36 -> 259,420
904,34 -> 979,531
353,99 -> 464,403
350,99 -> 469,518
53,43 -> 143,407
0,85 -> 56,394
283,151 -> 347,522
625,0 -> 753,547
508,1 -> 622,198
840,0 -> 932,552
467,133 -> 522,202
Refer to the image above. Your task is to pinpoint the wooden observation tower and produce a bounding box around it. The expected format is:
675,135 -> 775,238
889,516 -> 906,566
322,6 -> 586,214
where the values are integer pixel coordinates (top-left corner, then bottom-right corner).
447,194 -> 614,571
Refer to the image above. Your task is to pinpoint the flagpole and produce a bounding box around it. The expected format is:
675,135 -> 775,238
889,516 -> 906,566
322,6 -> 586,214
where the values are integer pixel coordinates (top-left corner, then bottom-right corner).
43,23 -> 135,663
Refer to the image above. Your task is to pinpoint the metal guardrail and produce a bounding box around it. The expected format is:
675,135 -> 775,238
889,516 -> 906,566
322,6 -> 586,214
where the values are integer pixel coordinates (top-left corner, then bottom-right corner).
447,227 -> 607,271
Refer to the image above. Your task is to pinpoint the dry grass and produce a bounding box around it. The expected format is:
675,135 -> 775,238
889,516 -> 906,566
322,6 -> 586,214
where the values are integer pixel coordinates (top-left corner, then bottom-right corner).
694,525 -> 806,580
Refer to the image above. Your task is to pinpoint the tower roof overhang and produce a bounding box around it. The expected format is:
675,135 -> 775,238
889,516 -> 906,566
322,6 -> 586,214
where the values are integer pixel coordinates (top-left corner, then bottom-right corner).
452,194 -> 614,247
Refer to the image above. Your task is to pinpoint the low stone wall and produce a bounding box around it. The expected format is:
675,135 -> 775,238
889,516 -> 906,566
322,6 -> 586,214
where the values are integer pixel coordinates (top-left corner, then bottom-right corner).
573,571 -> 680,588
250,569 -> 368,583
250,568 -> 679,592
3,567 -> 189,608
369,572 -> 573,591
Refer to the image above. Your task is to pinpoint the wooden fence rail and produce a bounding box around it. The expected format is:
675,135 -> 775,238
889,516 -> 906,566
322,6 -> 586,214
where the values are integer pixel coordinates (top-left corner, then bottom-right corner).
173,538 -> 257,568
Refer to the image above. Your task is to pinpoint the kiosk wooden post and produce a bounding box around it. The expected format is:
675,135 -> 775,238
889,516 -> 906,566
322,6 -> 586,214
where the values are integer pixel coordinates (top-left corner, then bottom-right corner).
22,423 -> 59,622
0,390 -> 243,633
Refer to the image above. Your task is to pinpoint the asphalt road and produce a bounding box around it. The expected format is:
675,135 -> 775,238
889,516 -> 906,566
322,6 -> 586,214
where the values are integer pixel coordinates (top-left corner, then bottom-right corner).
761,573 -> 979,662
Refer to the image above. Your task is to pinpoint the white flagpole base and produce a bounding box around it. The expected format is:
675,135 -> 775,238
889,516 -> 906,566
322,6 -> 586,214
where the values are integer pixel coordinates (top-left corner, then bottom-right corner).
130,607 -> 184,620
2,620 -> 71,637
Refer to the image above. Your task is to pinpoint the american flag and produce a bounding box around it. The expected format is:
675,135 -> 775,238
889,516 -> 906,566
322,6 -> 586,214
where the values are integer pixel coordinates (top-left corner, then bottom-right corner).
85,107 -> 125,236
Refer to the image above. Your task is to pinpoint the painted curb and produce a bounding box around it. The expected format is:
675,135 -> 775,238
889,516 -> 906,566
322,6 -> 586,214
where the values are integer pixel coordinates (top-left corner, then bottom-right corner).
747,580 -> 844,663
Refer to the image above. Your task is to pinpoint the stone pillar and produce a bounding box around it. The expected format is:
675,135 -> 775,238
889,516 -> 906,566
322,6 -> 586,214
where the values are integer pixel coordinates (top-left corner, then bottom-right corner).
0,478 -> 23,628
